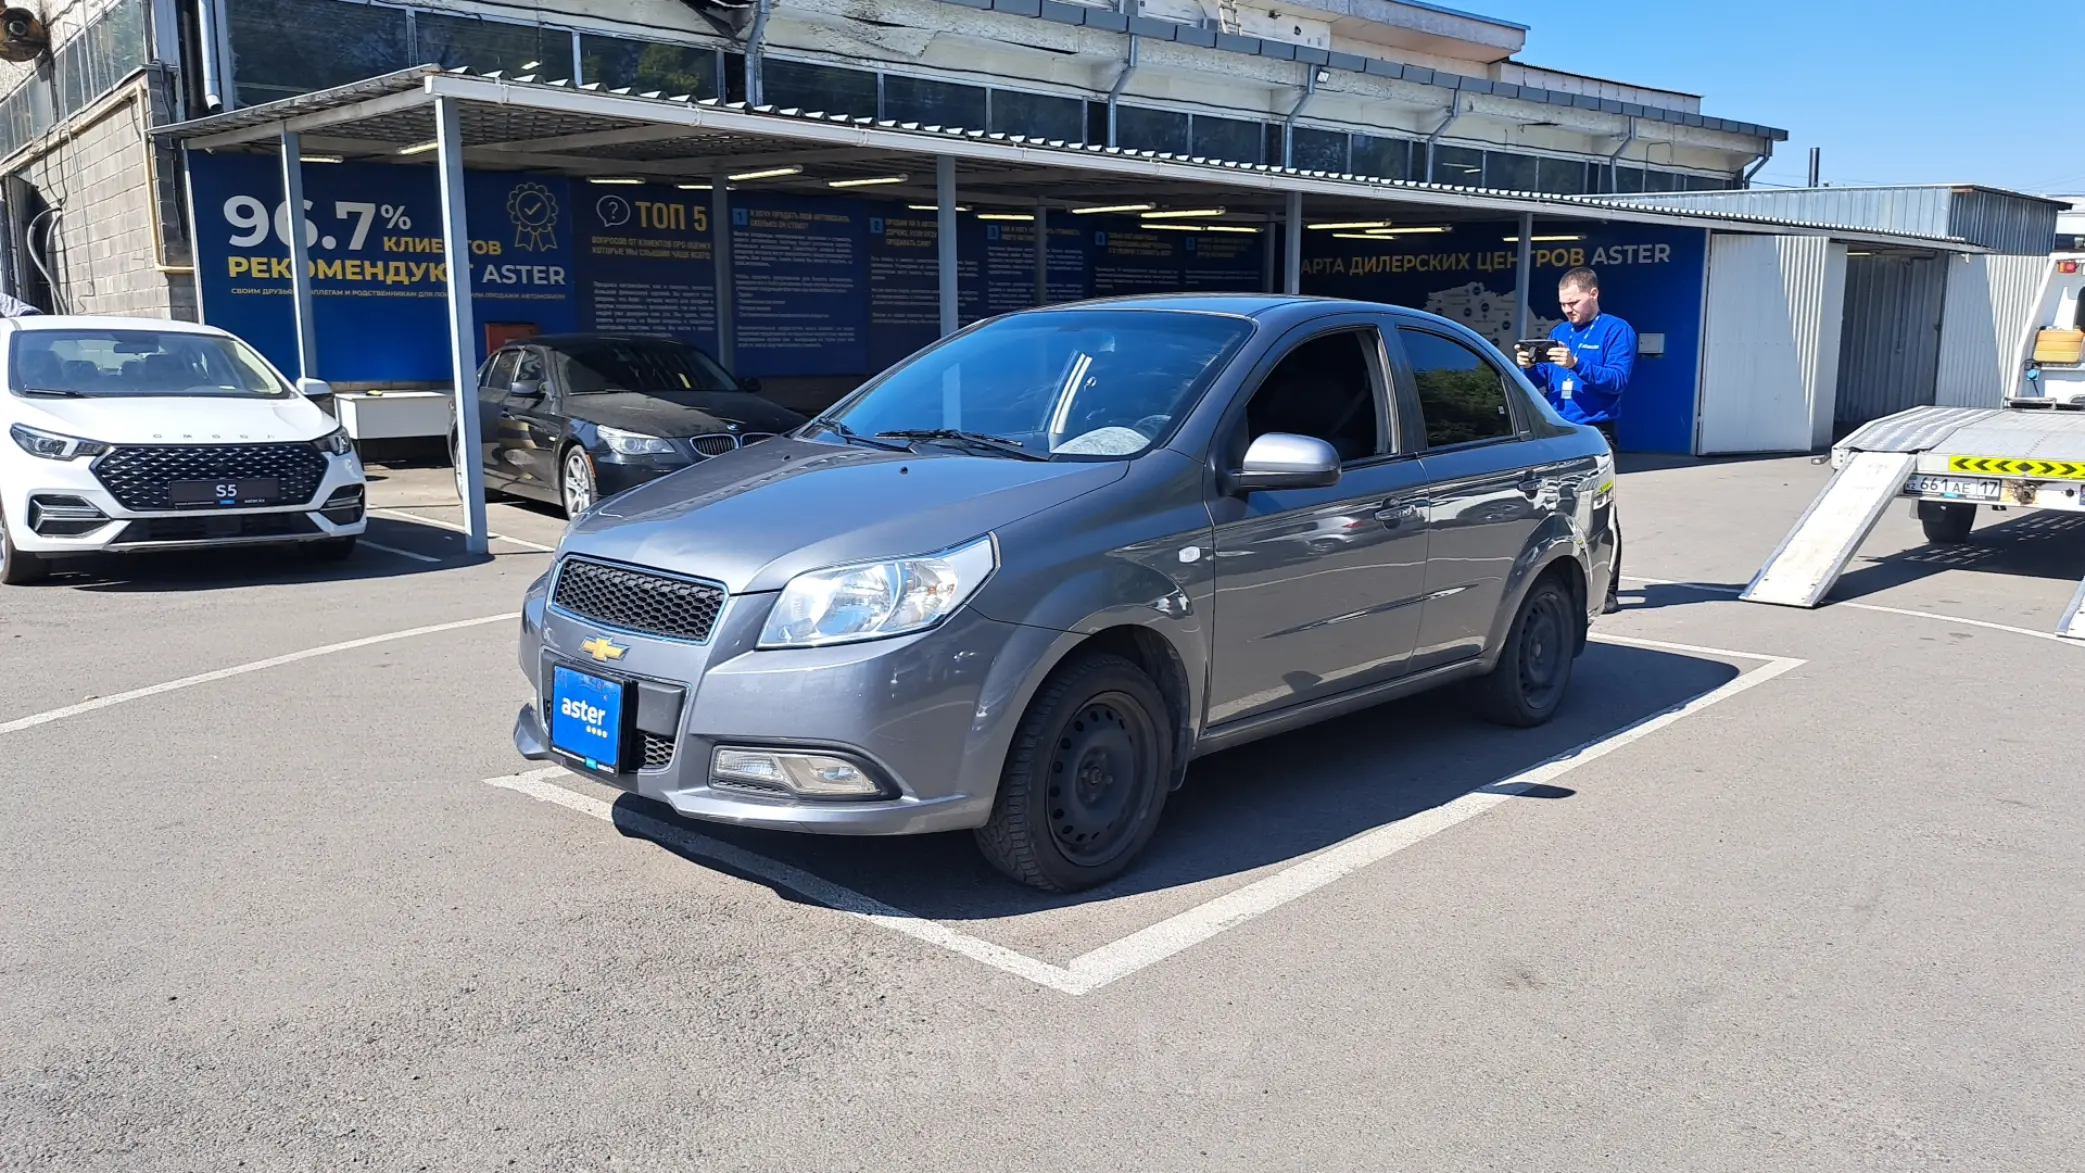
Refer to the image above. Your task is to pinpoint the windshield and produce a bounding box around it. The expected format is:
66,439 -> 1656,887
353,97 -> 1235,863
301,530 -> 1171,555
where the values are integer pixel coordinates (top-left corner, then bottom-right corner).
8,329 -> 293,399
825,310 -> 1254,459
559,339 -> 737,394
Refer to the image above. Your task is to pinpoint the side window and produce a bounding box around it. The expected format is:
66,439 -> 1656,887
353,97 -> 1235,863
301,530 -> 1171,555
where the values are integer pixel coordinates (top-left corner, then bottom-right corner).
514,349 -> 548,391
1398,329 -> 1515,448
1238,329 -> 1385,465
478,350 -> 517,400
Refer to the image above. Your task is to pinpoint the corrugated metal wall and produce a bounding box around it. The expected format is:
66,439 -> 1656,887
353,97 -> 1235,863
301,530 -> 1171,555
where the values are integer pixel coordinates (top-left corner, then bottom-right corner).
1697,234 -> 1847,454
1834,252 -> 1946,429
1935,255 -> 2049,408
1616,186 -> 2058,254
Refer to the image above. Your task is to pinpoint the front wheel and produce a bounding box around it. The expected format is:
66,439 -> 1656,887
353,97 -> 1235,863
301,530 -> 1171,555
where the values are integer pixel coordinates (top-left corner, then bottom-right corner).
1471,576 -> 1578,728
560,447 -> 596,519
1917,500 -> 1976,545
975,653 -> 1173,892
0,507 -> 49,585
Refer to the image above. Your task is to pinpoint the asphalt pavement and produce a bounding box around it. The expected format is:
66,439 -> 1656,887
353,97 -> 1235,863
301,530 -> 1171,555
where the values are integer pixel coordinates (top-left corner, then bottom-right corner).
3,454 -> 2081,1172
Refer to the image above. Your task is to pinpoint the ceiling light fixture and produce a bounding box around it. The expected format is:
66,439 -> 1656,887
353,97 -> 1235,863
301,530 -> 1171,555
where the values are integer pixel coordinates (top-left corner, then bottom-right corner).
1503,234 -> 1584,242
1205,225 -> 1261,233
1308,220 -> 1393,231
677,182 -> 713,191
1141,207 -> 1225,219
1364,225 -> 1450,235
588,177 -> 645,185
976,212 -> 1035,222
299,153 -> 344,164
1331,233 -> 1398,241
907,204 -> 971,212
395,140 -> 439,156
1071,202 -> 1156,215
728,165 -> 804,181
828,174 -> 909,188
1142,223 -> 1201,231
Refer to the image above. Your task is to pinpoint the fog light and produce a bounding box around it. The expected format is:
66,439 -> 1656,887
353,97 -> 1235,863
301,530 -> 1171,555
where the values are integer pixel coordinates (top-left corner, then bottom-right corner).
711,748 -> 883,798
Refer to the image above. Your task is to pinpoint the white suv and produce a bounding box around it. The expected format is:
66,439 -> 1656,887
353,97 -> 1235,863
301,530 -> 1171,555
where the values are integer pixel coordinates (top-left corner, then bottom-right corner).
0,316 -> 366,585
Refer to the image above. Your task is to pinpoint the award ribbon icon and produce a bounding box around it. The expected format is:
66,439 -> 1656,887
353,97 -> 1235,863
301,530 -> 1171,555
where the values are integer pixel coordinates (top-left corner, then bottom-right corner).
507,182 -> 560,251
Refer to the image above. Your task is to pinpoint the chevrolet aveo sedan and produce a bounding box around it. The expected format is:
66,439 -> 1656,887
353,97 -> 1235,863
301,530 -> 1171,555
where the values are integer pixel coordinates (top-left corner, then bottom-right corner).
514,295 -> 1620,891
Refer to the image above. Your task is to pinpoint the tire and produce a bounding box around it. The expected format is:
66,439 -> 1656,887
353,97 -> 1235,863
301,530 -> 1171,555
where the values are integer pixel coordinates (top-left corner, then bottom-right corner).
1471,575 -> 1578,729
311,536 -> 357,562
1918,500 -> 1976,545
559,446 -> 597,519
0,505 -> 49,585
975,653 -> 1173,893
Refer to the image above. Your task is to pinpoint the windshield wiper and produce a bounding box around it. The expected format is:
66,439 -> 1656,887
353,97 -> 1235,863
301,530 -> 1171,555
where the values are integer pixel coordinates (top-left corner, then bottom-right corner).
18,387 -> 84,398
877,429 -> 1047,461
808,416 -> 909,451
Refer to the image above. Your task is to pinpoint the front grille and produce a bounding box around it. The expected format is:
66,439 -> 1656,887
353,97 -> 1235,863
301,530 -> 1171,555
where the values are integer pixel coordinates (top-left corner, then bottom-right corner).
93,443 -> 329,511
116,512 -> 318,544
690,434 -> 737,457
552,558 -> 726,643
640,732 -> 676,771
739,432 -> 776,446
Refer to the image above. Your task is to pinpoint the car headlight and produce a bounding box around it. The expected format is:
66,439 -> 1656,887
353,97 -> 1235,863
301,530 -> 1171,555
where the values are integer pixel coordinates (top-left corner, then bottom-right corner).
597,425 -> 678,456
10,423 -> 109,461
759,536 -> 997,648
311,426 -> 354,456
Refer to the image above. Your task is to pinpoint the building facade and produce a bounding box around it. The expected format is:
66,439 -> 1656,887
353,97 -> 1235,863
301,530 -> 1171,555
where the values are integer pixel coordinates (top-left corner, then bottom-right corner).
0,0 -> 1785,320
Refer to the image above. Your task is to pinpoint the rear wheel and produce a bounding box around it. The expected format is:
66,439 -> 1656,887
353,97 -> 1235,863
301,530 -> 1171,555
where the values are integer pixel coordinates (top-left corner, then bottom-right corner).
0,506 -> 49,586
1918,500 -> 1976,545
975,653 -> 1172,892
1471,576 -> 1578,728
560,447 -> 597,519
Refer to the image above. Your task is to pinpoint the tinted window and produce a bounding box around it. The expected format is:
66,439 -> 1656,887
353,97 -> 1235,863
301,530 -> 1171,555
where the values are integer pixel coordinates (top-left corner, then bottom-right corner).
580,36 -> 719,98
228,0 -> 408,105
1538,157 -> 1588,195
1614,166 -> 1646,194
1350,134 -> 1411,181
480,350 -> 518,398
1242,331 -> 1383,464
1399,329 -> 1515,447
557,340 -> 736,394
1485,151 -> 1539,192
763,58 -> 878,116
10,329 -> 291,399
830,310 -> 1252,460
414,13 -> 574,78
1290,127 -> 1349,172
1433,145 -> 1484,184
1192,115 -> 1263,164
990,89 -> 1085,142
514,350 -> 548,388
1116,106 -> 1189,155
884,74 -> 987,128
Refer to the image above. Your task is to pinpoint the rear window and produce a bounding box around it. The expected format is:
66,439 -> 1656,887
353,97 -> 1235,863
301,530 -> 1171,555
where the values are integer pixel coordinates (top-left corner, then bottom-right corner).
9,329 -> 291,399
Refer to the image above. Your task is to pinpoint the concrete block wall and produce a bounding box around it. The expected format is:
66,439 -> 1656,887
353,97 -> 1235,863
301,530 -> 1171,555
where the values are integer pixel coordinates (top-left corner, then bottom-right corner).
10,74 -> 193,320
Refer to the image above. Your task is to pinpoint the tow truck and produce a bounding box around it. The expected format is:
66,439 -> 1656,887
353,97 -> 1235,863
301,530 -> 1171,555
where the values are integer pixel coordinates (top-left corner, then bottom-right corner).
1744,253 -> 2085,641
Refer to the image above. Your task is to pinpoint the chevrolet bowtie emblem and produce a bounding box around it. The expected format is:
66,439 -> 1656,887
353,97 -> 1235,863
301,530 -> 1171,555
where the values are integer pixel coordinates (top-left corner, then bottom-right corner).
580,636 -> 628,663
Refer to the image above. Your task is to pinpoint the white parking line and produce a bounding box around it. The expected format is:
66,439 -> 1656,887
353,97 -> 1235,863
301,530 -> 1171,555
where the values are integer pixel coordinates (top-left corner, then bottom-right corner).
488,634 -> 1803,996
0,613 -> 519,738
361,539 -> 443,564
373,507 -> 559,554
1623,574 -> 2079,646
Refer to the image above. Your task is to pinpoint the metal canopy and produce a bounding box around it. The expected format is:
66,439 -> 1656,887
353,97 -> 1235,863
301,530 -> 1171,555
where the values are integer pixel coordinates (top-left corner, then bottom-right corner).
160,67 -> 1983,251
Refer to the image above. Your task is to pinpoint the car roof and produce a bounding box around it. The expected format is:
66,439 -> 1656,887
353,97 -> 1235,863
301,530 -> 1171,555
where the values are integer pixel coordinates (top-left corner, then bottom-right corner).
1025,293 -> 1403,319
516,333 -> 702,350
3,314 -> 230,336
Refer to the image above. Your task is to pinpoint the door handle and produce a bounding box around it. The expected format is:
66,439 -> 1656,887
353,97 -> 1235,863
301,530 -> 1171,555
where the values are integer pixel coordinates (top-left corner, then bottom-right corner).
1375,500 -> 1426,527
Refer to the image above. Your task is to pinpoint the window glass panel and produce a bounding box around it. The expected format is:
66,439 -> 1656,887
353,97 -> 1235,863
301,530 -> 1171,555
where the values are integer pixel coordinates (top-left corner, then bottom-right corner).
228,0 -> 409,105
580,36 -> 719,98
1290,127 -> 1348,171
1641,168 -> 1680,192
1242,331 -> 1382,463
414,13 -> 574,79
990,89 -> 1084,141
479,350 -> 518,398
1432,145 -> 1485,184
884,74 -> 987,128
1116,106 -> 1189,155
1684,173 -> 1731,191
1192,114 -> 1262,164
1399,328 -> 1513,447
1349,134 -> 1410,181
1484,151 -> 1539,192
1614,166 -> 1646,193
762,58 -> 878,116
1537,157 -> 1588,195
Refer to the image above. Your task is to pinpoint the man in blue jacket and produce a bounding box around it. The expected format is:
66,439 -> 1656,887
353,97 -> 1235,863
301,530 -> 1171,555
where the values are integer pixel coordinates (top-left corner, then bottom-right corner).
1517,266 -> 1633,612
1517,266 -> 1635,444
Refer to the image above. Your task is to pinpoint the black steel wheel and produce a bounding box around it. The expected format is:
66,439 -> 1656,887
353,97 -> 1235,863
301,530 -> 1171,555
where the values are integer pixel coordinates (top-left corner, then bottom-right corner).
976,653 -> 1172,892
1472,575 -> 1578,728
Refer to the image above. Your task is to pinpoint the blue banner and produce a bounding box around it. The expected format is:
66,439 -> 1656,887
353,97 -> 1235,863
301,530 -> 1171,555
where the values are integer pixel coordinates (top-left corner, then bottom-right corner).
729,193 -> 868,378
577,183 -> 718,354
1301,222 -> 1706,453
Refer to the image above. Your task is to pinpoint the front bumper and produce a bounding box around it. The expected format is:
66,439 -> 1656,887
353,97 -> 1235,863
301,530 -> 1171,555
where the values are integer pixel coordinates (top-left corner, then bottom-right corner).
0,446 -> 366,556
513,567 -> 1059,835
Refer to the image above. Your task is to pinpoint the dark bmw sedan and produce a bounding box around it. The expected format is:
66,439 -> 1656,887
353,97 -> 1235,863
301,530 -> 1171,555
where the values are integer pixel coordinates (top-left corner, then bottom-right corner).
458,333 -> 806,517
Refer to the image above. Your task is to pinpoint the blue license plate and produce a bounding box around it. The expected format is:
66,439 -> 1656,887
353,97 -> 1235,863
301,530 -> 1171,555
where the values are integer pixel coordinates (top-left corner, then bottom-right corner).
550,665 -> 628,773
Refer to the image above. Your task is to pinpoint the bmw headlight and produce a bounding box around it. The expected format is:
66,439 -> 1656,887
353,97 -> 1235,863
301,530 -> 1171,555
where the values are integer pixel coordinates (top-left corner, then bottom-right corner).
311,426 -> 354,456
10,423 -> 109,460
597,425 -> 678,456
759,536 -> 998,648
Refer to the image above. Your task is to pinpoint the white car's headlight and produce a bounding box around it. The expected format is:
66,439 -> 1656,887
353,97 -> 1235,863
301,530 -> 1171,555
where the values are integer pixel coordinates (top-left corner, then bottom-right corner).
597,425 -> 677,456
759,536 -> 997,649
311,426 -> 354,456
10,423 -> 109,461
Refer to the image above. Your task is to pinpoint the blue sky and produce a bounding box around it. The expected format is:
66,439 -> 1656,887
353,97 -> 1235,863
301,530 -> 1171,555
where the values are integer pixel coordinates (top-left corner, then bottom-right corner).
1479,0 -> 2083,195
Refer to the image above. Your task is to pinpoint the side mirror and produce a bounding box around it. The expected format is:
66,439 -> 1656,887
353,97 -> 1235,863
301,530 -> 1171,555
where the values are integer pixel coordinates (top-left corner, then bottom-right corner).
1230,433 -> 1342,493
509,379 -> 544,401
739,376 -> 764,394
296,377 -> 332,400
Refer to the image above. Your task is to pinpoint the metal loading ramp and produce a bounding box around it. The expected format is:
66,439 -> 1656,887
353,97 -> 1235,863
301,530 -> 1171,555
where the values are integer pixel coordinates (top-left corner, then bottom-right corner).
1742,451 -> 1918,608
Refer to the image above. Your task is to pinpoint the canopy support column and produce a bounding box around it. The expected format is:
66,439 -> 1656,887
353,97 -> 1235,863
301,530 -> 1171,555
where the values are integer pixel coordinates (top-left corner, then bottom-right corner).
279,129 -> 317,380
937,156 -> 958,336
435,95 -> 487,554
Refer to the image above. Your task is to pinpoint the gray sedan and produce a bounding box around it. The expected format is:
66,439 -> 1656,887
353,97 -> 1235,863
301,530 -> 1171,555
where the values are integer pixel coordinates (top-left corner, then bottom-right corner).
513,295 -> 1620,891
